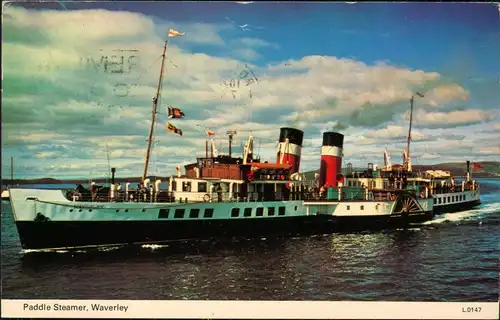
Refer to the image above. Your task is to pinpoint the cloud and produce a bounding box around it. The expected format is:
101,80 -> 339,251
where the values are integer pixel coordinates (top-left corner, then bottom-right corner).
231,48 -> 262,60
229,37 -> 278,61
234,37 -> 278,49
414,109 -> 494,129
365,124 -> 428,142
2,6 -> 498,179
420,153 -> 442,160
422,84 -> 470,108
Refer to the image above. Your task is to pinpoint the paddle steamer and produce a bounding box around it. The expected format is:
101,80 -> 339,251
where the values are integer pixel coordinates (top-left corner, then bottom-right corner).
8,34 -> 476,250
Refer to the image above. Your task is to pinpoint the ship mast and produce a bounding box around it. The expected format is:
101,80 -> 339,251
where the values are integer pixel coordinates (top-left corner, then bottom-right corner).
405,96 -> 414,170
142,41 -> 168,183
404,92 -> 424,171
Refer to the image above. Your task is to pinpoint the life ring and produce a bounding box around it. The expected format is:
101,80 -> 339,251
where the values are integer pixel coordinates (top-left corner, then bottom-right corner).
203,194 -> 210,202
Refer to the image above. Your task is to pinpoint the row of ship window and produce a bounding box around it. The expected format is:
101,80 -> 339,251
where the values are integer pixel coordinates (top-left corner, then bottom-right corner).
158,206 -> 287,219
434,194 -> 466,205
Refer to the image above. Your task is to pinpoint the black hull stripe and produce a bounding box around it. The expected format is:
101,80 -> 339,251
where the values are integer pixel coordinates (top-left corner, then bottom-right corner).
16,213 -> 432,250
433,200 -> 481,215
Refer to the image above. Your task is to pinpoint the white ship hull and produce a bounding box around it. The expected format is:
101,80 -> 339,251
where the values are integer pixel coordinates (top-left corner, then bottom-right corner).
8,187 -> 436,250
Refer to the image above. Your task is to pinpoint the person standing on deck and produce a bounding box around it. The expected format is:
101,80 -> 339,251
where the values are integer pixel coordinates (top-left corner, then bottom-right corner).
319,185 -> 326,199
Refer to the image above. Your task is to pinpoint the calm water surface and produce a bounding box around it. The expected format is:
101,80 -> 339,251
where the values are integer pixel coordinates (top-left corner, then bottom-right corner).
2,179 -> 499,301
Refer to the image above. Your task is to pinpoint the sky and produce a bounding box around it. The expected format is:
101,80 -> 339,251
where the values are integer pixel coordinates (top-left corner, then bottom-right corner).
2,1 -> 500,180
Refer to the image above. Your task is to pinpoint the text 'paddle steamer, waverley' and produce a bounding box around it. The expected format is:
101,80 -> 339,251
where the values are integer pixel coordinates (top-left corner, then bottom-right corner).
8,33 -> 480,250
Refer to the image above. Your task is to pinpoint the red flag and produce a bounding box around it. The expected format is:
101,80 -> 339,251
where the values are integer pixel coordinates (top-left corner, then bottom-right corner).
205,130 -> 215,137
168,106 -> 185,119
472,163 -> 484,169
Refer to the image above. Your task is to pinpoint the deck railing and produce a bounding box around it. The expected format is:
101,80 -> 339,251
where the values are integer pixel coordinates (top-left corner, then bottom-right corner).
67,180 -> 478,204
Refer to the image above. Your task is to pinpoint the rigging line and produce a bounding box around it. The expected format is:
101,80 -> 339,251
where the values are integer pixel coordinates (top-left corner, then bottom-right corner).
132,55 -> 162,85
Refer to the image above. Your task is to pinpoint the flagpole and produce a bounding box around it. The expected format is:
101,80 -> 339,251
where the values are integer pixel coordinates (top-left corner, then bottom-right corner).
142,40 -> 168,183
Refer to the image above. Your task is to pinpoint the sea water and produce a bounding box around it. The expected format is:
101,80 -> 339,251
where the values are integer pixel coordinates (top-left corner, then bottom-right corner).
1,179 -> 499,301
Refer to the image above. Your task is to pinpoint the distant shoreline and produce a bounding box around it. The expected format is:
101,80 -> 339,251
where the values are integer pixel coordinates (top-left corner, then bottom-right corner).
2,161 -> 499,186
1,177 -> 172,186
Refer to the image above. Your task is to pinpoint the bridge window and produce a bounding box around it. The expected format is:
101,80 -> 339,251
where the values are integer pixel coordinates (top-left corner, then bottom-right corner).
174,209 -> 185,218
347,205 -> 350,210
256,207 -> 264,216
434,198 -> 437,204
182,182 -> 192,192
171,181 -> 177,192
360,205 -> 364,210
198,182 -> 207,193
447,196 -> 450,203
244,208 -> 252,217
439,198 -> 442,204
231,208 -> 240,217
189,208 -> 200,218
158,209 -> 170,219
278,207 -> 285,216
268,207 -> 275,216
204,208 -> 214,218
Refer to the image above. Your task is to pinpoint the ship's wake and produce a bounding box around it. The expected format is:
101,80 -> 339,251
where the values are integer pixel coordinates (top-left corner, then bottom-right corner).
141,244 -> 170,250
21,244 -> 125,254
421,202 -> 500,225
